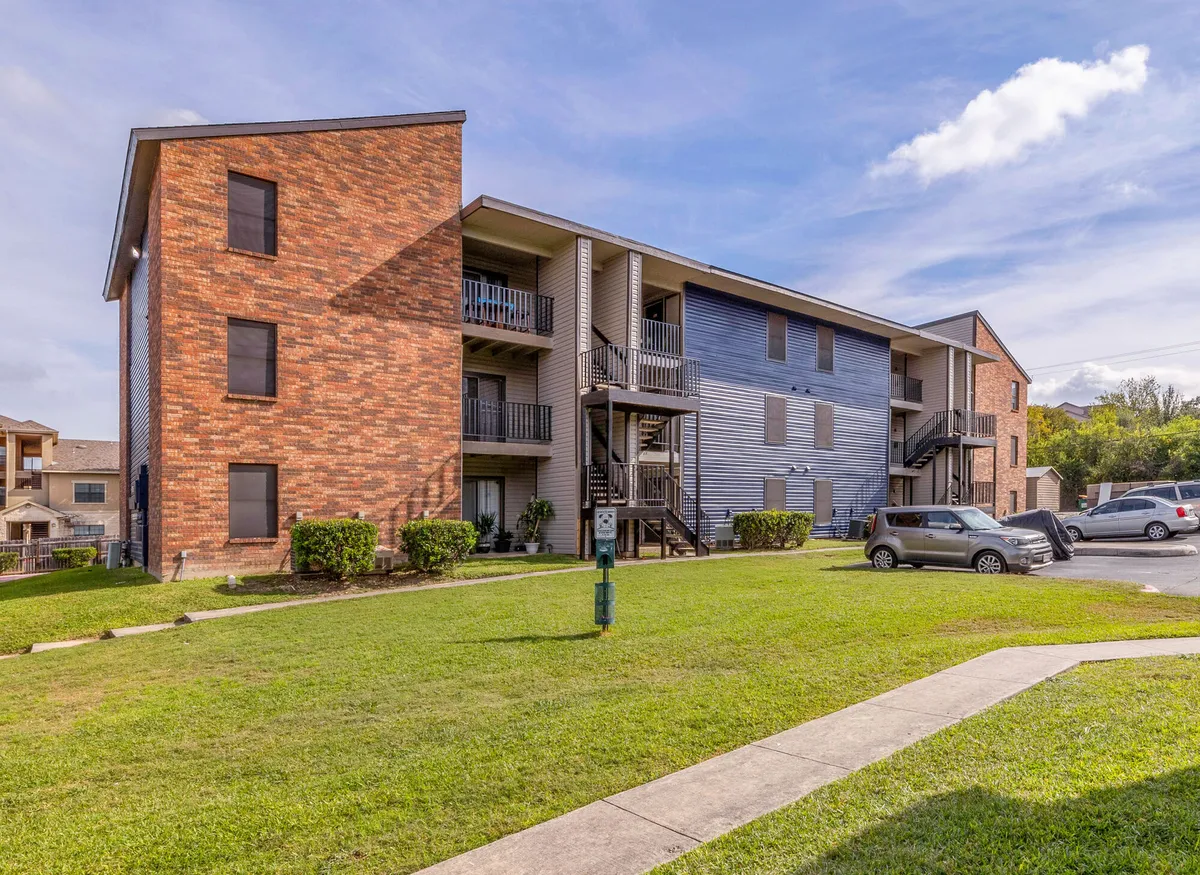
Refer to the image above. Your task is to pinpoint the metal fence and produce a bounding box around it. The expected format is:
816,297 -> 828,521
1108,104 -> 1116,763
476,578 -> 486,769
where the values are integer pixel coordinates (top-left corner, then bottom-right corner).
0,536 -> 119,574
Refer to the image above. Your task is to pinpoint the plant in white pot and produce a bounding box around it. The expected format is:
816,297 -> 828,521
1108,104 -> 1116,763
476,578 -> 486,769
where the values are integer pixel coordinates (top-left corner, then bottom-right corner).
518,498 -> 554,554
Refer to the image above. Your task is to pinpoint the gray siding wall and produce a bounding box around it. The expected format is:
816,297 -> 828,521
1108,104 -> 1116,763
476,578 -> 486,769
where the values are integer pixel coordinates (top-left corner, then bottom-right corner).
683,286 -> 890,520
905,347 -> 948,504
923,314 -> 975,346
127,229 -> 151,564
462,455 -> 538,534
536,237 -> 584,551
462,351 -> 537,406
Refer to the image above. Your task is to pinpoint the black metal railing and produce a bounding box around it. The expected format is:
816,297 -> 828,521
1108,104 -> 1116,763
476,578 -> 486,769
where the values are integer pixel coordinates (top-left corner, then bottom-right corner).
903,408 -> 997,467
641,318 -> 681,356
580,344 -> 700,396
970,481 -> 995,507
14,470 -> 42,490
461,279 -> 553,336
890,440 -> 904,465
581,462 -> 710,545
461,399 -> 551,443
889,373 -> 923,403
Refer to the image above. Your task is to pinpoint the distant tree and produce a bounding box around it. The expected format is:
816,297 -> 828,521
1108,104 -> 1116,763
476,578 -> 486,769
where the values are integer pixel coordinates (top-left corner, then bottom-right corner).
1096,376 -> 1200,428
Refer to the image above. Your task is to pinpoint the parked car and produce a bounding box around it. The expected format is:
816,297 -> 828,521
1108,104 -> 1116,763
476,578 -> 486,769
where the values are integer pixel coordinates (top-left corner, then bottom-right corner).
865,505 -> 1054,574
1062,496 -> 1200,542
1121,481 -> 1200,504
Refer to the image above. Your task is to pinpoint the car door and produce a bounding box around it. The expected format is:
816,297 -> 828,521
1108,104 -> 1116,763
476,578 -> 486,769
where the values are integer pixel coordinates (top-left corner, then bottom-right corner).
884,511 -> 927,561
1086,500 -> 1124,537
922,510 -> 971,566
1117,498 -> 1155,536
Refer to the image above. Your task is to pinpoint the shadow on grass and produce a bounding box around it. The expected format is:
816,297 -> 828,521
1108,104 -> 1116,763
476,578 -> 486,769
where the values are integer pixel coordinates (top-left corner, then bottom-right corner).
462,632 -> 602,645
0,566 -> 158,602
800,767 -> 1200,873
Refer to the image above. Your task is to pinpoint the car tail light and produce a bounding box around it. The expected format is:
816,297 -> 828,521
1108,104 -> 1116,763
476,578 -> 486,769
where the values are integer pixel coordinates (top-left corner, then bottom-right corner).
1177,506 -> 1187,518
868,514 -> 877,535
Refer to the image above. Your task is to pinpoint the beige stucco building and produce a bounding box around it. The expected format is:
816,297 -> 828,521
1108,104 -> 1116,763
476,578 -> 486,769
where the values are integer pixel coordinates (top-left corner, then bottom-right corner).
0,415 -> 119,542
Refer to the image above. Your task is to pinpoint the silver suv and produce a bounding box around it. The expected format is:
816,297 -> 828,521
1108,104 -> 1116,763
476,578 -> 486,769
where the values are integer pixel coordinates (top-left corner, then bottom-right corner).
1121,481 -> 1200,504
866,505 -> 1054,574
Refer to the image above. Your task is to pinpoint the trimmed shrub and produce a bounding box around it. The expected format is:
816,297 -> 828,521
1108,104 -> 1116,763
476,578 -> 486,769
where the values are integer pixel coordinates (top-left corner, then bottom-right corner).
399,519 -> 477,573
732,511 -> 814,550
52,547 -> 98,569
0,552 -> 18,573
291,519 -> 379,580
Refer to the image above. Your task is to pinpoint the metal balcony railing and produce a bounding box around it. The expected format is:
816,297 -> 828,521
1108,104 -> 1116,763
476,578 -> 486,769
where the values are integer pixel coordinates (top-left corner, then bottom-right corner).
461,399 -> 552,443
580,344 -> 700,397
889,373 -> 923,403
640,318 -> 681,356
461,279 -> 553,336
14,469 -> 42,490
890,440 -> 904,465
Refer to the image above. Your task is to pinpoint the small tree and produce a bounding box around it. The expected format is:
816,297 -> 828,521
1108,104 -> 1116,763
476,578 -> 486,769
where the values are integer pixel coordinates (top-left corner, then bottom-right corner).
518,498 -> 554,543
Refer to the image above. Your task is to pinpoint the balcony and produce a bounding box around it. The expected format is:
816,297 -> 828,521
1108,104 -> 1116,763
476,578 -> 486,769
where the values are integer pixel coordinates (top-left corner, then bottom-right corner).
461,399 -> 552,458
890,440 -> 904,466
641,318 -> 680,356
579,344 -> 701,416
14,470 -> 42,490
889,373 -> 923,409
902,408 -> 997,469
461,278 -> 553,342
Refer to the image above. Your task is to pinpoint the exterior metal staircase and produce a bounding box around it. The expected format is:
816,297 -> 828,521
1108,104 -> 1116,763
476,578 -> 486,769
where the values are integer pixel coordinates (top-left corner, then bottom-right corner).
582,463 -> 709,556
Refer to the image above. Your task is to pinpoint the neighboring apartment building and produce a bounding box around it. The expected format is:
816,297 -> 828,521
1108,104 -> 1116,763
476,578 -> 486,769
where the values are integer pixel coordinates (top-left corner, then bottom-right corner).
102,111 -> 1018,579
1054,401 -> 1092,423
0,415 -> 120,541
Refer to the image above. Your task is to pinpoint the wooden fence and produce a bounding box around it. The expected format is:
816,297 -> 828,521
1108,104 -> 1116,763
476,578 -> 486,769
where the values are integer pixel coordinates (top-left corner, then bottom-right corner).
0,536 -> 120,574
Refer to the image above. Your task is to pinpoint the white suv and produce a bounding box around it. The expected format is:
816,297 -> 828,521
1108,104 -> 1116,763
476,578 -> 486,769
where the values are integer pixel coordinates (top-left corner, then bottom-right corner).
1122,482 -> 1200,504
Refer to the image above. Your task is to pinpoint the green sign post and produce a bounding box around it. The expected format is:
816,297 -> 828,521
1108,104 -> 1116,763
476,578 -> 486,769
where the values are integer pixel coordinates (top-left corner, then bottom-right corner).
594,508 -> 617,633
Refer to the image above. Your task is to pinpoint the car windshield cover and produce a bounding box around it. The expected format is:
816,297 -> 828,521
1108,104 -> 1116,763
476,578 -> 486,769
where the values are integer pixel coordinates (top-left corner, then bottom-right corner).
956,507 -> 1003,530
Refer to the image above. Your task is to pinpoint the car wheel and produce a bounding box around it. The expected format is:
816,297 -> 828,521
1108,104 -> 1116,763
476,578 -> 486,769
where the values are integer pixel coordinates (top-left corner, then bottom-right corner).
1146,522 -> 1170,542
870,546 -> 898,569
974,551 -> 1007,574
1066,526 -> 1083,543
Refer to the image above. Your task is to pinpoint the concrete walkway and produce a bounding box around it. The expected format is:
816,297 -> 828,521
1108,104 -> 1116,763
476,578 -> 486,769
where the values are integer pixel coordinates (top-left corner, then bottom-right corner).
419,636 -> 1200,875
1072,541 -> 1197,557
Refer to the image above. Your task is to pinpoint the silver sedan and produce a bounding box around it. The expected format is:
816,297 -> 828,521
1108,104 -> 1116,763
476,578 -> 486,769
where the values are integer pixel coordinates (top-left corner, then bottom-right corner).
1062,495 -> 1200,542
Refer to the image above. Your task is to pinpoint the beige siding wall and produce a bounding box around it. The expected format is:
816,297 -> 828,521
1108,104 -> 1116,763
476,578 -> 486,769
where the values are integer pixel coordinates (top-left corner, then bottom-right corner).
1027,473 -> 1063,511
902,348 -> 949,504
462,249 -> 538,293
923,315 -> 975,346
592,251 -> 630,346
44,471 -> 121,536
462,350 -> 538,405
462,456 -> 538,535
536,237 -> 585,552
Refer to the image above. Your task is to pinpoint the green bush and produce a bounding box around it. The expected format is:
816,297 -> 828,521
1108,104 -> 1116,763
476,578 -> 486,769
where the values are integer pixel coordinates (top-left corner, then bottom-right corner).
51,547 -> 98,569
399,519 -> 477,573
732,511 -> 814,550
291,519 -> 379,580
0,552 -> 18,573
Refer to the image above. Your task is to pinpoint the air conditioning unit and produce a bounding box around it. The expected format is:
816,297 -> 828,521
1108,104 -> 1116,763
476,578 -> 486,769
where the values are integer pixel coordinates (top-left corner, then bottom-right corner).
715,523 -> 736,550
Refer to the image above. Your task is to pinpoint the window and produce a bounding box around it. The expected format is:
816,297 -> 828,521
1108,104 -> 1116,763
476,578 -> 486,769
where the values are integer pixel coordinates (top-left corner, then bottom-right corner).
924,510 -> 962,530
1008,491 -> 1018,514
764,395 -> 787,445
463,267 -> 508,288
228,463 -> 278,539
816,326 -> 835,373
227,318 -> 277,396
1092,501 -> 1121,516
73,524 -> 105,537
23,456 -> 42,470
30,522 -> 49,539
763,478 -> 787,511
1011,381 -> 1020,412
1124,498 -> 1155,511
814,402 -> 834,449
74,482 -> 106,504
1010,435 -> 1019,467
814,479 -> 833,525
462,374 -> 506,441
887,511 -> 923,528
227,172 -> 277,255
1180,484 -> 1200,500
767,312 -> 787,362
463,478 -> 504,529
1144,486 -> 1179,500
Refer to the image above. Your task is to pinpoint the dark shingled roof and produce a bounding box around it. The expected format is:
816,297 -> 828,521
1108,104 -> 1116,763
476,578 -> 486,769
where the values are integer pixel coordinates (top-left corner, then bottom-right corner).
48,439 -> 119,473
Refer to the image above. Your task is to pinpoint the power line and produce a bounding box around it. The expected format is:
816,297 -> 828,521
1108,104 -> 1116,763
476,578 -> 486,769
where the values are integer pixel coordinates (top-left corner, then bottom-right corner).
1031,347 -> 1200,378
1028,340 -> 1200,374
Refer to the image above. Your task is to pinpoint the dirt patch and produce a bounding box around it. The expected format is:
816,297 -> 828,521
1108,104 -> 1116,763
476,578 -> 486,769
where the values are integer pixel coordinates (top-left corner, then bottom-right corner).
233,570 -> 438,597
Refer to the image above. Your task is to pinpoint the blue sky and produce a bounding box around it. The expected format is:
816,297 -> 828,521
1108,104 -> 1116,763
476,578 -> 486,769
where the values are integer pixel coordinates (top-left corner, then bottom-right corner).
4,0 -> 1200,439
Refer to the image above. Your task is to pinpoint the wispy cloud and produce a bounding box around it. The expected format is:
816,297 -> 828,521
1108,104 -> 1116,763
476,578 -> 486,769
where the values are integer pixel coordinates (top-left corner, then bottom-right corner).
873,45 -> 1150,181
0,65 -> 57,108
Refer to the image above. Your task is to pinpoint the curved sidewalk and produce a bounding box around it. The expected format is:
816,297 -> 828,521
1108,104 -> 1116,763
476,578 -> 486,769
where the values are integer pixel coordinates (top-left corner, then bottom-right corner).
419,636 -> 1200,875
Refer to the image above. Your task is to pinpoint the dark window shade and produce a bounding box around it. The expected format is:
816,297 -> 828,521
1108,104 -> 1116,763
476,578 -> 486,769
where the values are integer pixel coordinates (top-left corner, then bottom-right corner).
817,326 -> 835,372
228,318 -> 277,396
74,482 -> 106,503
229,464 -> 278,539
30,522 -> 49,539
767,312 -> 787,362
764,478 -> 787,511
1010,435 -> 1019,466
815,402 -> 834,449
228,172 -> 277,255
1011,381 -> 1020,411
765,395 -> 787,445
814,479 -> 833,525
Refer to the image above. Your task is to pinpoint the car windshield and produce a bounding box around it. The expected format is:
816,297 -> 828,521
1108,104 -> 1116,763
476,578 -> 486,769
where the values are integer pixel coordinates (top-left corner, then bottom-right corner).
955,507 -> 1004,530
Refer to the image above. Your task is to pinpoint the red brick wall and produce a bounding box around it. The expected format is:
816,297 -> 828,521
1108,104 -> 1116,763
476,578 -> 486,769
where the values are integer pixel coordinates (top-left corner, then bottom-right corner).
151,122 -> 463,578
973,320 -> 1028,516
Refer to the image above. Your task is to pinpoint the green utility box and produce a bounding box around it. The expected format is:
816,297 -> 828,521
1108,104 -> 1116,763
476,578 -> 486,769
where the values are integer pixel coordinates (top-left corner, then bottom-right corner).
595,580 -> 615,626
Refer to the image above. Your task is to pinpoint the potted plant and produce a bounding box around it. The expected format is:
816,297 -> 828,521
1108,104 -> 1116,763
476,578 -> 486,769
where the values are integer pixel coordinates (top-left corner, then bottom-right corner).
494,528 -> 514,553
518,498 -> 554,554
474,512 -> 497,554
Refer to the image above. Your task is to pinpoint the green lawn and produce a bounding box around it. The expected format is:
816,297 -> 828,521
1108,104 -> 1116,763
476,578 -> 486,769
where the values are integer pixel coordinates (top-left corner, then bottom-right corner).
0,553 -> 588,654
2,553 -> 1199,873
656,656 -> 1200,874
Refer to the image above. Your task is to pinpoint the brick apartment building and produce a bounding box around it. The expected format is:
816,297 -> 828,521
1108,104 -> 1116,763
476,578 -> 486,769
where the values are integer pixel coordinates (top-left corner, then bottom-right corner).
102,111 -> 1027,579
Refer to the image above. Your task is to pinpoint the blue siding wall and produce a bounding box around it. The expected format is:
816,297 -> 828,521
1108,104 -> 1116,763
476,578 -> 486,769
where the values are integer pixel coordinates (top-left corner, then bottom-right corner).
127,229 -> 151,565
682,285 -> 889,523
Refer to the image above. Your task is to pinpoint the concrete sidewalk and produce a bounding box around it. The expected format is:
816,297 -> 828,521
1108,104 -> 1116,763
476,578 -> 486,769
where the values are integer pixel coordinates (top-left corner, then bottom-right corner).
419,637 -> 1200,875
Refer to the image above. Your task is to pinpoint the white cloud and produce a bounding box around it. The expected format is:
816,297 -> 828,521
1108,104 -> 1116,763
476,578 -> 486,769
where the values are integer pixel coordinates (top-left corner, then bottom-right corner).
874,45 -> 1150,181
1029,362 -> 1200,406
0,65 -> 57,107
155,108 -> 209,126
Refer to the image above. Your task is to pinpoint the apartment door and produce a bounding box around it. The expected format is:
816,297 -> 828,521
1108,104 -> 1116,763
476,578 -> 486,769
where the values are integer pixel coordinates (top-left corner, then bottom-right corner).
462,374 -> 506,441
463,478 -> 503,529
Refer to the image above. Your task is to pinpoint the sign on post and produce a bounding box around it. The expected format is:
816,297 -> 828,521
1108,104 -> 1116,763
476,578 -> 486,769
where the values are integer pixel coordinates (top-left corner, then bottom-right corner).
594,507 -> 618,632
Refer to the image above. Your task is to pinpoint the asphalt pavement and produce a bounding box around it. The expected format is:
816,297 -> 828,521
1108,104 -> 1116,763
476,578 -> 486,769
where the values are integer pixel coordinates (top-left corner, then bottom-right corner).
1033,535 -> 1200,597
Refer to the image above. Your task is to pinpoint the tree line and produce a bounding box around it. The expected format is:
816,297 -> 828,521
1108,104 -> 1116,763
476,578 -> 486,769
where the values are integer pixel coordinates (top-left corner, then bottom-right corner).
1029,376 -> 1200,501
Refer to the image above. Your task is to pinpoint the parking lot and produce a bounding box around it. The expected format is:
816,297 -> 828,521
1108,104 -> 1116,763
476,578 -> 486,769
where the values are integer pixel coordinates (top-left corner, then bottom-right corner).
1033,536 -> 1200,597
